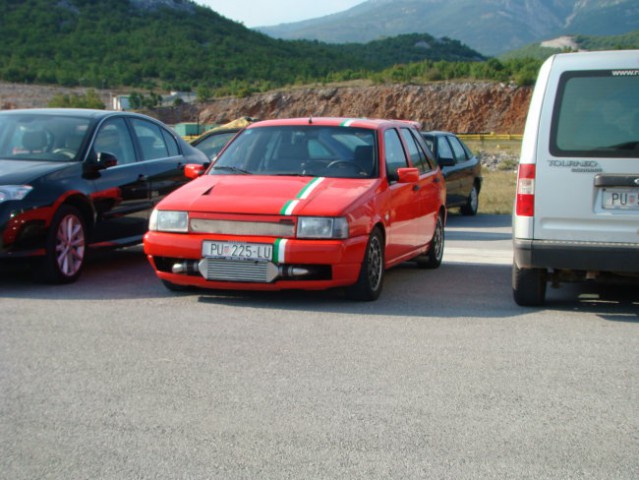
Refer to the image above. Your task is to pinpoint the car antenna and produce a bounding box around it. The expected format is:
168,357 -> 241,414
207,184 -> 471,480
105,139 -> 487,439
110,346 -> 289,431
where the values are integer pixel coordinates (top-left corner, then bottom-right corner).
308,116 -> 313,124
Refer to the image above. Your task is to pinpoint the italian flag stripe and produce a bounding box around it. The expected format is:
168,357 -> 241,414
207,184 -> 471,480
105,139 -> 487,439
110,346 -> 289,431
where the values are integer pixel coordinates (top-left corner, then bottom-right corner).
273,238 -> 287,263
297,177 -> 324,199
280,178 -> 324,215
340,119 -> 356,127
281,200 -> 299,216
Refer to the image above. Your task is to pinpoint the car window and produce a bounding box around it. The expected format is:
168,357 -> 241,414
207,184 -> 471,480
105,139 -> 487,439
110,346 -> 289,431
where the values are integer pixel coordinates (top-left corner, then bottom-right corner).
399,127 -> 431,173
212,125 -> 377,179
196,131 -> 236,159
460,138 -> 474,158
161,129 -> 180,157
130,118 -> 170,161
448,135 -> 469,163
384,128 -> 409,179
422,135 -> 434,152
0,113 -> 90,162
94,118 -> 136,165
436,136 -> 455,163
551,70 -> 639,157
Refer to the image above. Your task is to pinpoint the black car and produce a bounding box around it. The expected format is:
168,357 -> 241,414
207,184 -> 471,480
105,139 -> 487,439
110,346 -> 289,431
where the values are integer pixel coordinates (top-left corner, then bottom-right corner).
421,131 -> 482,215
0,108 -> 208,283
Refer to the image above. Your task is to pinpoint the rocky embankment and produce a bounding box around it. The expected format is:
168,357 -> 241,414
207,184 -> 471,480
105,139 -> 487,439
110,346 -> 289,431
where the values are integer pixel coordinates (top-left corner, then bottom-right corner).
1,80 -> 531,134
1,80 -> 531,168
198,82 -> 532,134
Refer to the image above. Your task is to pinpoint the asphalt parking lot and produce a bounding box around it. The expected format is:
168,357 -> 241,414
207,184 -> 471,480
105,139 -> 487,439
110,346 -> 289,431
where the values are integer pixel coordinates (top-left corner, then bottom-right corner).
1,214 -> 638,480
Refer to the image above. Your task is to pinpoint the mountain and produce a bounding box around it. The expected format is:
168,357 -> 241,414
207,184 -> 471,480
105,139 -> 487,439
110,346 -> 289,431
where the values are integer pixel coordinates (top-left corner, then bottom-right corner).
0,0 -> 482,92
258,0 -> 639,56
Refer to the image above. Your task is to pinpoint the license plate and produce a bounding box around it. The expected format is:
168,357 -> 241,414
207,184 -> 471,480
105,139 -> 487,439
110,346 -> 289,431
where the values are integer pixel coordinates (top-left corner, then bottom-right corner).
602,188 -> 639,210
202,241 -> 273,261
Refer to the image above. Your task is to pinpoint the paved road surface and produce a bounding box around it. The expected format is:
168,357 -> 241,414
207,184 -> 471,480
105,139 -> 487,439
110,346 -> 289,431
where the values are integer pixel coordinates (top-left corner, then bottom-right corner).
1,214 -> 637,480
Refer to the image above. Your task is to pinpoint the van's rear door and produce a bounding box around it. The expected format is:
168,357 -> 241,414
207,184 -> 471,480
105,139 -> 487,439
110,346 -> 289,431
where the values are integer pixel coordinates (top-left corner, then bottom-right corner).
534,53 -> 639,245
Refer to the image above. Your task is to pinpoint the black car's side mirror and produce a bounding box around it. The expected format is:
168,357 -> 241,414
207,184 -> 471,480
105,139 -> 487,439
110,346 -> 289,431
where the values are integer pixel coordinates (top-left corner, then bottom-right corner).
94,151 -> 119,169
89,151 -> 118,169
84,151 -> 119,178
437,156 -> 456,167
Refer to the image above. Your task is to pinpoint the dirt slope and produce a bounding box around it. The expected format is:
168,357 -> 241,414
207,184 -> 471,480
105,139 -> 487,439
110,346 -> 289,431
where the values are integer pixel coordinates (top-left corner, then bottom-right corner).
0,81 -> 532,134
198,82 -> 532,134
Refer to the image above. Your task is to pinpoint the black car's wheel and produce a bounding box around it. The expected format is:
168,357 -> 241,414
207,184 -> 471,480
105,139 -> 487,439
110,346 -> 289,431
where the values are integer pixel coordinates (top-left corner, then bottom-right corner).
460,183 -> 479,216
37,205 -> 87,284
416,214 -> 444,269
346,228 -> 384,301
512,263 -> 547,306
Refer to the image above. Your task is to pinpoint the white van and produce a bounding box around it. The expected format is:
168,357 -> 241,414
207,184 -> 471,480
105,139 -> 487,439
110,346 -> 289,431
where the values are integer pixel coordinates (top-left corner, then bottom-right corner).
512,50 -> 639,306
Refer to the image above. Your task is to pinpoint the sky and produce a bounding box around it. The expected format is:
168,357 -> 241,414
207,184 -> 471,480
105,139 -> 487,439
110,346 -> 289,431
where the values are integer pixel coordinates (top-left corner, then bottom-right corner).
195,0 -> 364,28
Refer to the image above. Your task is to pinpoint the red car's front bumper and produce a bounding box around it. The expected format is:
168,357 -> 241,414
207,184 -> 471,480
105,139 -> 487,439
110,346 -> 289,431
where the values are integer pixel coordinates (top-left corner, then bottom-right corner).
144,231 -> 368,291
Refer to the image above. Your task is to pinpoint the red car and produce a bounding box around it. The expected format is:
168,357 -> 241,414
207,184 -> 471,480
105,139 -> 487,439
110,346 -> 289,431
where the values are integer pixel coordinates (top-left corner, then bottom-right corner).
144,117 -> 446,300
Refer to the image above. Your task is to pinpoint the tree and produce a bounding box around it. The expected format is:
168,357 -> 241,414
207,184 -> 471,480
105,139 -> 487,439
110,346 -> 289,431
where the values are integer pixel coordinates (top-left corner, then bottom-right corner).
48,89 -> 105,109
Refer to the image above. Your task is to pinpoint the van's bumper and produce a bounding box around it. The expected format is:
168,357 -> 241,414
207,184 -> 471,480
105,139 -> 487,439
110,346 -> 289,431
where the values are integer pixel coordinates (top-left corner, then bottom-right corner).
514,238 -> 639,273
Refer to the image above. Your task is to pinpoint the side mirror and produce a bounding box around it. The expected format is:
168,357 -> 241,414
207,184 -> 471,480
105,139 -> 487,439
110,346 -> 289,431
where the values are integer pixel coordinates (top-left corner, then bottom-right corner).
184,163 -> 207,179
397,167 -> 419,183
437,156 -> 456,167
95,151 -> 118,169
84,151 -> 118,177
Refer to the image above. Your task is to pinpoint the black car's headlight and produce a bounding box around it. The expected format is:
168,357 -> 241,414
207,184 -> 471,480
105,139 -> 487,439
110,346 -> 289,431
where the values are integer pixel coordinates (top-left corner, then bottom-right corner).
0,185 -> 32,204
149,209 -> 189,232
297,217 -> 348,239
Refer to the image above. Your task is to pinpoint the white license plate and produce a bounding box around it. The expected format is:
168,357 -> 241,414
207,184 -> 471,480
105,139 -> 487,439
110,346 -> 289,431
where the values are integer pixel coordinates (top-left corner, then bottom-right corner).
202,241 -> 273,261
602,188 -> 639,210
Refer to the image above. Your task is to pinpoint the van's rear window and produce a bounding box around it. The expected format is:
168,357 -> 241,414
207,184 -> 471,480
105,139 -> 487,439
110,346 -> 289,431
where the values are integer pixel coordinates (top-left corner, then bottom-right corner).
550,70 -> 639,158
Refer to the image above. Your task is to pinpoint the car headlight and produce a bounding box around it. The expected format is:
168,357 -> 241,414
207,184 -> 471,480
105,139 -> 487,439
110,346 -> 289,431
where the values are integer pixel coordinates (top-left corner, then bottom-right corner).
149,209 -> 189,232
297,217 -> 348,239
0,185 -> 32,204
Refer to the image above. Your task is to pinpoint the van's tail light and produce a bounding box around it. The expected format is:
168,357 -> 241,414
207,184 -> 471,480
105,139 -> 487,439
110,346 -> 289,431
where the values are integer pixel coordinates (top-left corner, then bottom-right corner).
516,164 -> 536,217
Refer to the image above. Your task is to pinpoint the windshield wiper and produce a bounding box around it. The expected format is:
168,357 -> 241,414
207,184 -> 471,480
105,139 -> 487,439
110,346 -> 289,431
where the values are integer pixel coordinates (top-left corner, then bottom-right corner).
211,165 -> 252,175
270,172 -> 309,176
594,141 -> 639,151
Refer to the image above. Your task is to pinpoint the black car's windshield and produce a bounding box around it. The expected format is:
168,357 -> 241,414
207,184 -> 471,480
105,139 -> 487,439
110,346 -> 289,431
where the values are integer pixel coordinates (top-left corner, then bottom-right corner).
211,125 -> 378,179
0,114 -> 91,162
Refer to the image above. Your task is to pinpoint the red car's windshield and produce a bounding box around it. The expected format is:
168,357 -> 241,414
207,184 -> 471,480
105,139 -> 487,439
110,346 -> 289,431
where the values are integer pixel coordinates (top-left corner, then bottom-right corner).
211,125 -> 378,179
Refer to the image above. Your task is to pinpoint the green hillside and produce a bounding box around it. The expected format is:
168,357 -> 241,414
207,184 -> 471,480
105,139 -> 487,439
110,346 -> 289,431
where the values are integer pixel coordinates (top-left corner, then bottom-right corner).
0,0 -> 483,94
500,30 -> 639,61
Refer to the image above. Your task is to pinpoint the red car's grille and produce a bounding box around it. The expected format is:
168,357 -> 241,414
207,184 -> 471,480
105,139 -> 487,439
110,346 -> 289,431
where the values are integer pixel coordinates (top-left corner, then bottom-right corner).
189,218 -> 295,237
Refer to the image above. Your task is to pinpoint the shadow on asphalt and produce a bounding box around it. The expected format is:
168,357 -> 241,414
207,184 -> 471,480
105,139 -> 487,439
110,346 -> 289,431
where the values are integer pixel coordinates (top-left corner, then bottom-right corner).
1,213 -> 637,320
446,213 -> 511,228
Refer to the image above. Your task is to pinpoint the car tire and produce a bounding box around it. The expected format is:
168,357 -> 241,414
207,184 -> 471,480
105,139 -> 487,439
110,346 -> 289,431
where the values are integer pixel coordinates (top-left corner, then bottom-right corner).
36,205 -> 87,284
346,228 -> 384,301
460,183 -> 479,216
512,263 -> 547,306
416,214 -> 444,269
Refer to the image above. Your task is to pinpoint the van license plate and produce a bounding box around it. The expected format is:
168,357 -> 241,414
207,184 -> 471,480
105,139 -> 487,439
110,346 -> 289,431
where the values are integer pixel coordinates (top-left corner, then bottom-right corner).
602,188 -> 639,210
202,241 -> 273,261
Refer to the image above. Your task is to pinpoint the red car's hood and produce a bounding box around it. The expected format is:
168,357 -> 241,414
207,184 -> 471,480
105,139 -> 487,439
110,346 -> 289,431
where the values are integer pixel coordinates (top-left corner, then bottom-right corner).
160,175 -> 379,216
